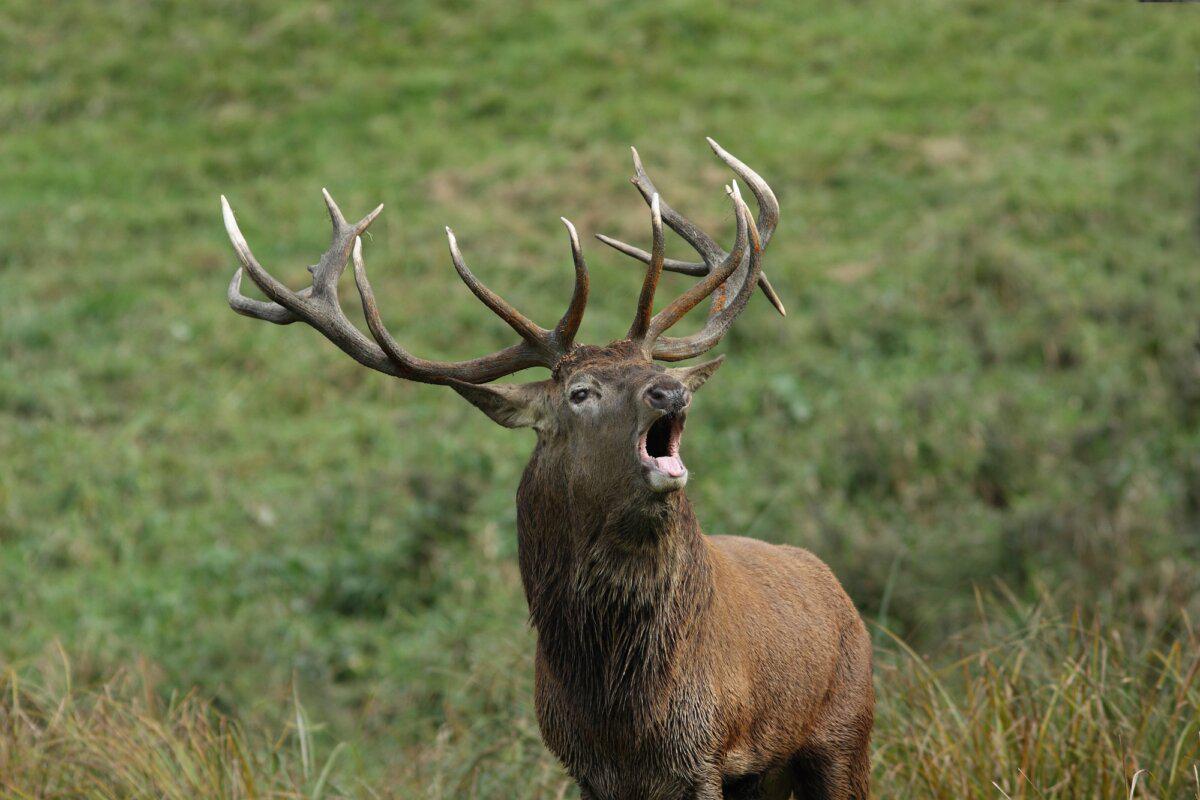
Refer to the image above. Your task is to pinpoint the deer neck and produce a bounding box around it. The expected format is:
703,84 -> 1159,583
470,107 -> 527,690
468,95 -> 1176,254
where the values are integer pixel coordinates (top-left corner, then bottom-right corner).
514,450 -> 714,709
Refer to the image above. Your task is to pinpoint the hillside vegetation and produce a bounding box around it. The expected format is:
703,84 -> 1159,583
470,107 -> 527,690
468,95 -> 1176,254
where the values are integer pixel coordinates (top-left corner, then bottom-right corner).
2,1 -> 1198,796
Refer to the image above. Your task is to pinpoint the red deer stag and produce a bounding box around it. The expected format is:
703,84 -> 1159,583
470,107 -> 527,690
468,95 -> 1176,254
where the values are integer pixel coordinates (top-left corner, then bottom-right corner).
221,139 -> 873,799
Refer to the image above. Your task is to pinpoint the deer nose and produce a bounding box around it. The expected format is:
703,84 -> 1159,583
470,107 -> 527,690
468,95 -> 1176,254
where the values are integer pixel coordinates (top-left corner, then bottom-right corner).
645,381 -> 690,414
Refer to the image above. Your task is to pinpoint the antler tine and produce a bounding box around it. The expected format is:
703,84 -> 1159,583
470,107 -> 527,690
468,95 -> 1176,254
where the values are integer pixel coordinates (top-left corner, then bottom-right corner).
223,191 -> 574,385
311,188 -> 383,298
643,182 -> 749,345
222,195 -> 307,313
595,141 -> 786,316
754,267 -> 785,316
593,235 -> 709,277
598,231 -> 785,316
706,138 -> 784,317
222,193 -> 401,375
650,187 -> 765,362
350,214 -> 597,382
594,147 -> 723,276
227,268 -> 309,324
629,146 -> 724,264
350,238 -> 545,384
628,194 -> 665,341
706,138 -> 779,249
553,217 -> 590,348
445,227 -> 555,357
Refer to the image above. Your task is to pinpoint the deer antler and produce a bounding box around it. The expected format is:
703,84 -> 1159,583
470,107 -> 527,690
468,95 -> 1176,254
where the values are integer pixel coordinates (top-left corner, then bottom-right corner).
601,140 -> 772,361
596,137 -> 784,317
223,191 -> 588,384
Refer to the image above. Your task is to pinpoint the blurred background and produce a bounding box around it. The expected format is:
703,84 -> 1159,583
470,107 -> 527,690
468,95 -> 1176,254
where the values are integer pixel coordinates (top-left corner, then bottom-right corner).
2,1 -> 1199,797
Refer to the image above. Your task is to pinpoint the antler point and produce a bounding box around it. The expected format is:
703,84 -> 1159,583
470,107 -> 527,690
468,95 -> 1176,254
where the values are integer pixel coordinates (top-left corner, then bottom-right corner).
445,227 -> 461,253
629,146 -> 646,177
357,203 -> 385,232
220,197 -> 249,251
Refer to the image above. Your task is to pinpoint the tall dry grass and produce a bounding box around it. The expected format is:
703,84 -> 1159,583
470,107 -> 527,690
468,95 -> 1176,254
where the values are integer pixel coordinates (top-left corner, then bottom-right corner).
0,654 -> 348,800
2,602 -> 1197,799
876,598 -> 1200,799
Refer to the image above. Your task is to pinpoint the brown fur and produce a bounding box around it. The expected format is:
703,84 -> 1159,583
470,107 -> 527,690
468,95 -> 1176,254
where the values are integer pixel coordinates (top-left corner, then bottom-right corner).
455,343 -> 874,799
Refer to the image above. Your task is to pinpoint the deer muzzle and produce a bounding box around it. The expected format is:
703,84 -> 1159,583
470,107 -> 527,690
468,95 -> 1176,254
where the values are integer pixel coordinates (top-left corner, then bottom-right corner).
639,410 -> 688,492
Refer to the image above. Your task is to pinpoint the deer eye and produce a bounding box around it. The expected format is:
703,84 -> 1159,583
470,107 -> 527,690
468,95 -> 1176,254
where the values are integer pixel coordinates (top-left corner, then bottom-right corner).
569,387 -> 591,404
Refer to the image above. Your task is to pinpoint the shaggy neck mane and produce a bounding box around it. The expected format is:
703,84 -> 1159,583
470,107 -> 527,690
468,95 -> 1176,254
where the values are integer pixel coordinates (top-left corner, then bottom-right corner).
515,446 -> 714,717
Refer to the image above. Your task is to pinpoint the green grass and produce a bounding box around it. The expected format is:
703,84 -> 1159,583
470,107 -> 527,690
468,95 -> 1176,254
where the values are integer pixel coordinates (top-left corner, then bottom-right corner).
2,0 -> 1199,796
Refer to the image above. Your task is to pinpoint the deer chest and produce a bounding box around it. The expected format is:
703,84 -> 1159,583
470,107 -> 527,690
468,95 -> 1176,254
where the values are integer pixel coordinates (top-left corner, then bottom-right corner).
534,654 -> 719,799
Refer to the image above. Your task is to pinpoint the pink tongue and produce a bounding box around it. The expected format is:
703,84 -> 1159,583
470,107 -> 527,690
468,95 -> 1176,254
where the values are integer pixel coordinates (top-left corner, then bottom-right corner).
655,456 -> 685,477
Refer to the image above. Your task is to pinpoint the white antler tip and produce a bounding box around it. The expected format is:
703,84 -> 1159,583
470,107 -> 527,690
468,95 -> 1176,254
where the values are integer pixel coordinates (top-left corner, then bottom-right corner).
357,203 -> 385,231
560,217 -> 580,246
220,196 -> 249,249
629,145 -> 646,175
706,136 -> 733,162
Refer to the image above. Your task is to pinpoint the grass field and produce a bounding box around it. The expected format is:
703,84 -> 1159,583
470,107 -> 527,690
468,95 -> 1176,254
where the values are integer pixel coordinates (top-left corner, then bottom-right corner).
2,1 -> 1199,796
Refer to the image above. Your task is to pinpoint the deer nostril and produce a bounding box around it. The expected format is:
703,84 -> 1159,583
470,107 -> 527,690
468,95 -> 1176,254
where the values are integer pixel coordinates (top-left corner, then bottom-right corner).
646,384 -> 688,412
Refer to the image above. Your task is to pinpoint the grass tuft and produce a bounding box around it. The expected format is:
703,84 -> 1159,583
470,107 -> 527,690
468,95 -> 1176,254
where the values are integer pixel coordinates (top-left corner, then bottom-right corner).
876,598 -> 1200,799
0,655 -> 350,800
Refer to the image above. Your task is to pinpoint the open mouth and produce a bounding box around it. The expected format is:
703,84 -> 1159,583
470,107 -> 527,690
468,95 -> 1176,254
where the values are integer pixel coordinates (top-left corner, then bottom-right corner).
638,411 -> 687,485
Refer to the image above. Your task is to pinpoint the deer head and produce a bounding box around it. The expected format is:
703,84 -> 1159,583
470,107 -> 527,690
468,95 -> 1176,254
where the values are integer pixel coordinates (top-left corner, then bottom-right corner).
221,138 -> 779,499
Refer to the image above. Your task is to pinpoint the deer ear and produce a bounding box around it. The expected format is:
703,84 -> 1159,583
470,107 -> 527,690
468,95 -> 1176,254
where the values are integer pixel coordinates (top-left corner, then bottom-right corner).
449,379 -> 551,429
666,355 -> 725,393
